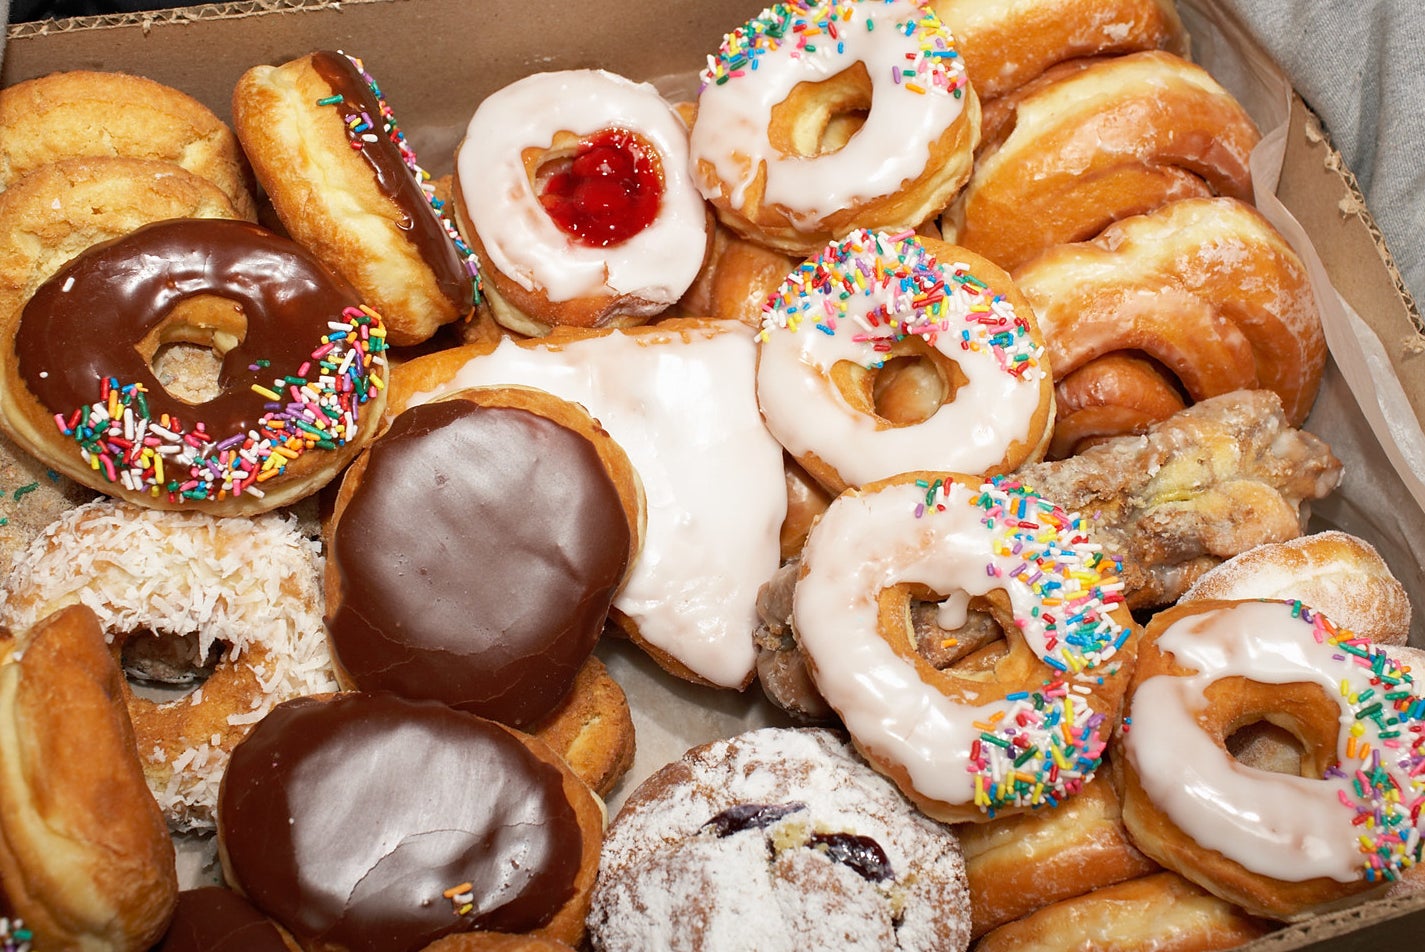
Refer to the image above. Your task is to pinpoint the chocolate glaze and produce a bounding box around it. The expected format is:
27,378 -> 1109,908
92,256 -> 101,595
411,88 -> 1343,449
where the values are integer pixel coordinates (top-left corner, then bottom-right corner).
218,693 -> 583,952
16,217 -> 361,437
152,887 -> 291,952
310,50 -> 474,312
327,399 -> 630,726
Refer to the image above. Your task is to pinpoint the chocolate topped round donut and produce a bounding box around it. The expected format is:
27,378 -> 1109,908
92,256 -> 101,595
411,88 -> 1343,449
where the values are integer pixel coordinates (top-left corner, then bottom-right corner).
217,691 -> 603,952
153,887 -> 295,952
325,386 -> 642,727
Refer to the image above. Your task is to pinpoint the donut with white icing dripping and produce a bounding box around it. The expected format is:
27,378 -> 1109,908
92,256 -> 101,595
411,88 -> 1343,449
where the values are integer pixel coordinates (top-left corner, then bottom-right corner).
1118,598 -> 1425,920
757,229 -> 1054,494
688,0 -> 980,255
454,69 -> 712,337
793,471 -> 1138,823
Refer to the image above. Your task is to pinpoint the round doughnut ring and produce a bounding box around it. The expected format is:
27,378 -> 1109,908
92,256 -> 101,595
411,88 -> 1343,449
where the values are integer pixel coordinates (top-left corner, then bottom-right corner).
792,471 -> 1139,823
0,217 -> 388,517
0,498 -> 337,832
756,229 -> 1053,494
689,0 -> 979,256
1119,598 -> 1425,920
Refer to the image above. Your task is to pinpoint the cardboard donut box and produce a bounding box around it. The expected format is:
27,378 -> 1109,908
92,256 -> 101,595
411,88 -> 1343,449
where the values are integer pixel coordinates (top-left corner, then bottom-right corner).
4,0 -> 1425,949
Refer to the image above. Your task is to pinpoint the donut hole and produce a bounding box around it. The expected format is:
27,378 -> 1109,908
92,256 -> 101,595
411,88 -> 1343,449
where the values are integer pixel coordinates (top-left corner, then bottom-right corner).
138,293 -> 248,405
770,63 -> 872,158
1225,720 -> 1308,776
1205,678 -> 1340,780
120,628 -> 223,696
834,338 -> 967,426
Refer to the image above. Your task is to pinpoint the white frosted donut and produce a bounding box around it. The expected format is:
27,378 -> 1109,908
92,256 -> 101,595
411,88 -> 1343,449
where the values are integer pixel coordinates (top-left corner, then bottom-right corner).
688,0 -> 979,254
0,499 -> 336,831
757,229 -> 1052,493
793,471 -> 1137,823
454,69 -> 710,335
1120,598 -> 1425,920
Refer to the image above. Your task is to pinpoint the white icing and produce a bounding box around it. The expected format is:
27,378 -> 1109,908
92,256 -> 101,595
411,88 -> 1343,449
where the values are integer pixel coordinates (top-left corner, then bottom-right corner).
455,69 -> 709,304
689,0 -> 969,229
1123,600 -> 1425,884
402,322 -> 785,689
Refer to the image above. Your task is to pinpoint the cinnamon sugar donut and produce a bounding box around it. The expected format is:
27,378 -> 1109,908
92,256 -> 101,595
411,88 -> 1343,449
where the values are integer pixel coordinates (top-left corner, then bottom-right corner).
688,0 -> 980,256
0,498 -> 336,831
587,727 -> 972,951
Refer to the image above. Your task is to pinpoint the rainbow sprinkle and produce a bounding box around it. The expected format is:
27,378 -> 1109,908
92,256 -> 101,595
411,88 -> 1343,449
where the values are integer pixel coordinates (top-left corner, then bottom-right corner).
52,307 -> 387,506
0,917 -> 31,952
443,880 -> 476,917
760,228 -> 1044,377
700,0 -> 967,100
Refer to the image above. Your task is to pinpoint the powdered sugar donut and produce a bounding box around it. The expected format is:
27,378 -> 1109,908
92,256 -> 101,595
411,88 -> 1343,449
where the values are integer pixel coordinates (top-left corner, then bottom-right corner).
0,499 -> 336,831
587,727 -> 972,951
454,69 -> 711,336
757,229 -> 1053,494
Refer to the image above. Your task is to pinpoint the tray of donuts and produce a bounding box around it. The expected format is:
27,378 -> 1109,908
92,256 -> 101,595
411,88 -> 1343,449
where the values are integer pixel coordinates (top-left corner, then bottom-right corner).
2,0 -> 1424,949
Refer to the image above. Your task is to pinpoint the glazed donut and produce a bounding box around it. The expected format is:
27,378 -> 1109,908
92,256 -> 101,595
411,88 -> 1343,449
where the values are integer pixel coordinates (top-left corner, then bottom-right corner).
386,319 -> 787,691
676,223 -> 798,329
1015,197 -> 1326,429
217,692 -> 604,951
956,770 -> 1159,937
688,0 -> 980,256
0,498 -> 336,831
153,887 -> 298,952
1118,598 -> 1425,920
1179,531 -> 1411,647
0,216 -> 389,516
756,229 -> 1053,494
233,50 -> 478,346
0,605 -> 178,952
0,69 -> 258,220
587,727 -> 973,951
792,470 -> 1139,822
972,871 -> 1275,952
943,51 -> 1261,272
1047,352 -> 1186,459
454,68 -> 711,336
325,386 -> 643,729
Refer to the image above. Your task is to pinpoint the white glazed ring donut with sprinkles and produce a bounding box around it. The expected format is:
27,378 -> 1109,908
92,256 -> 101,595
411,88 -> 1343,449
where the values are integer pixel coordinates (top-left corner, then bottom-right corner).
792,470 -> 1138,823
1120,598 -> 1425,920
756,228 -> 1053,493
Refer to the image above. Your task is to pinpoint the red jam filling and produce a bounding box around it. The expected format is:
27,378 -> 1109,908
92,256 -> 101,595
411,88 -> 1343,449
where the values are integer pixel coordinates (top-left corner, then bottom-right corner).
539,129 -> 662,247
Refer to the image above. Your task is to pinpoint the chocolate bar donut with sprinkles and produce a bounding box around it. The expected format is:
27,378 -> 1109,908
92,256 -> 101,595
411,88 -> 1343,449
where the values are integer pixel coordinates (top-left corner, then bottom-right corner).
791,470 -> 1139,823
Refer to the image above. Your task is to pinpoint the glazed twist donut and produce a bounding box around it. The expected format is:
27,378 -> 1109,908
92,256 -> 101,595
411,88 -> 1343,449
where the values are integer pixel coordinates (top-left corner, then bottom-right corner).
756,229 -> 1053,494
0,217 -> 389,516
1048,352 -> 1186,459
943,50 -> 1261,272
792,471 -> 1138,823
454,69 -> 712,336
1119,598 -> 1425,920
688,0 -> 980,256
1015,197 -> 1326,430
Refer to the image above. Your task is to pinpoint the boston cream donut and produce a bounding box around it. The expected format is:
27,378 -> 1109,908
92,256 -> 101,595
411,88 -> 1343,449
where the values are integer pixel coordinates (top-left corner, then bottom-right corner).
325,386 -> 643,729
689,0 -> 979,256
0,217 -> 388,517
217,692 -> 603,951
1119,598 -> 1425,920
454,69 -> 711,336
757,229 -> 1052,494
234,51 -> 478,345
793,471 -> 1138,822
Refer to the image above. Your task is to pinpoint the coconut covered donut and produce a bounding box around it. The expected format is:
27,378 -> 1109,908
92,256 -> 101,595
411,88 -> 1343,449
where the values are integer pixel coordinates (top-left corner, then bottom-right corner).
587,727 -> 973,951
756,229 -> 1053,494
454,68 -> 712,336
0,498 -> 337,832
1118,598 -> 1425,920
688,0 -> 980,256
792,471 -> 1138,822
233,50 -> 479,345
0,217 -> 389,517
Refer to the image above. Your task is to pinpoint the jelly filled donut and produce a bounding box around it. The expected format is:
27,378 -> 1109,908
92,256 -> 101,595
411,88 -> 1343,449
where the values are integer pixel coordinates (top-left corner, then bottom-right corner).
793,471 -> 1138,823
234,50 -> 478,346
756,229 -> 1053,494
218,692 -> 603,952
0,217 -> 388,517
454,68 -> 711,336
325,386 -> 644,729
689,0 -> 979,256
1119,598 -> 1425,920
